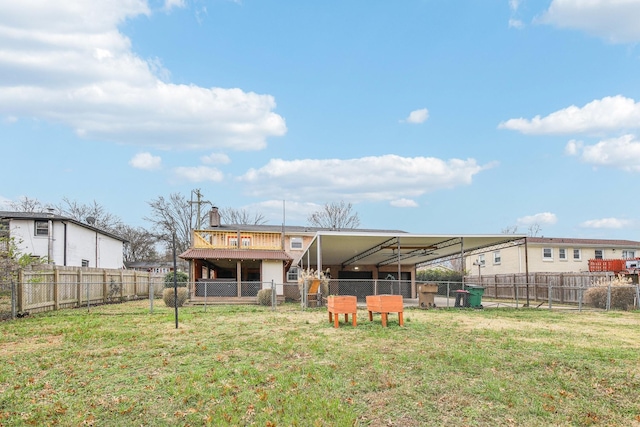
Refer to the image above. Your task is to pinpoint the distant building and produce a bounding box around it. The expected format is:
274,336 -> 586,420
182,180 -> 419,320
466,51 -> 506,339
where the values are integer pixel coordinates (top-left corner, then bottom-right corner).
0,211 -> 126,269
465,237 -> 640,276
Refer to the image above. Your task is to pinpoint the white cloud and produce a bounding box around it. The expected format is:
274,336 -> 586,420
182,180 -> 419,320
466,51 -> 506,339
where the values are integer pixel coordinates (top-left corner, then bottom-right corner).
508,19 -> 524,29
565,134 -> 640,172
564,139 -> 583,156
517,212 -> 557,226
173,166 -> 224,182
240,155 -> 494,202
499,96 -> 640,135
0,1 -> 286,151
390,198 -> 418,208
201,153 -> 231,165
580,217 -> 632,229
540,0 -> 640,43
129,152 -> 162,170
163,0 -> 185,12
402,108 -> 429,124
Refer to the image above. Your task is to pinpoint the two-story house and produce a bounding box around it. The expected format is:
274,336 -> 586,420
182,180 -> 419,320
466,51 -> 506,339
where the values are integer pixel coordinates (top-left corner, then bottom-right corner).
0,211 -> 126,269
180,208 -> 523,301
465,237 -> 640,277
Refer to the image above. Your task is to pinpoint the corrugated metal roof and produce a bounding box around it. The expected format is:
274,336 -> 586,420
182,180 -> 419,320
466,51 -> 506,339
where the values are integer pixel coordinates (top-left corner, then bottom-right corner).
179,248 -> 292,261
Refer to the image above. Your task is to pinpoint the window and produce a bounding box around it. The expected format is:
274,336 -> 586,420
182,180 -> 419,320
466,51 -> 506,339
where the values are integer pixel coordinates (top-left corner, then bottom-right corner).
543,248 -> 553,261
558,248 -> 567,260
287,266 -> 299,282
228,237 -> 238,247
594,249 -> 603,260
477,254 -> 485,265
81,259 -> 90,267
35,220 -> 49,236
241,237 -> 251,248
493,251 -> 501,265
290,237 -> 303,250
573,249 -> 581,260
622,250 -> 636,259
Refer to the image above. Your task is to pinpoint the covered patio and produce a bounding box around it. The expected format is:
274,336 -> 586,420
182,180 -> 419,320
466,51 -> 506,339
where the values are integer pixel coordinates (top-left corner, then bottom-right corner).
298,231 -> 525,299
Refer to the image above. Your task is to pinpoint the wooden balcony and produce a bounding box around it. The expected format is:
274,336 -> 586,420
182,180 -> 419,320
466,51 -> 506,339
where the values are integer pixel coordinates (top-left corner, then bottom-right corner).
192,230 -> 283,250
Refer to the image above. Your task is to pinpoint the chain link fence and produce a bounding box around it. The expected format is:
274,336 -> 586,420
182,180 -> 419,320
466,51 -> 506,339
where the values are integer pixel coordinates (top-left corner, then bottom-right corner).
3,275 -> 639,319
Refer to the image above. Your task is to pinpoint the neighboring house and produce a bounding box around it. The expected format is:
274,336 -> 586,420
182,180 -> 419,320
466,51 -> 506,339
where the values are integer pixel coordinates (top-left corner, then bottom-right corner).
465,237 -> 640,277
180,207 -> 521,301
0,211 -> 126,269
124,261 -> 175,274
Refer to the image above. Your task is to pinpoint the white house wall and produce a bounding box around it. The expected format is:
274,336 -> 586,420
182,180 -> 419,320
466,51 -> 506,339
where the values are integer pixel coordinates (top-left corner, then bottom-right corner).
63,222 -> 123,268
9,218 -> 123,269
262,260 -> 284,295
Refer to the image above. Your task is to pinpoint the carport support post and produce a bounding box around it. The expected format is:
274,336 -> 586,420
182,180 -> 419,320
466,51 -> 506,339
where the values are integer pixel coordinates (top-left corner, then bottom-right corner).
316,235 -> 322,276
396,237 -> 401,295
524,237 -> 530,307
237,261 -> 242,297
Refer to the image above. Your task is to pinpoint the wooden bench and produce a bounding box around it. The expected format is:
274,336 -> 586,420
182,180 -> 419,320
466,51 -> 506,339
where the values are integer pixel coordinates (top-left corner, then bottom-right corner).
366,294 -> 404,327
327,295 -> 357,328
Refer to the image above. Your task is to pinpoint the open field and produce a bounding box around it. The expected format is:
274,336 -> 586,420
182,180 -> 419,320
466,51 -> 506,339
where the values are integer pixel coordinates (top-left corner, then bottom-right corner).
1,302 -> 639,426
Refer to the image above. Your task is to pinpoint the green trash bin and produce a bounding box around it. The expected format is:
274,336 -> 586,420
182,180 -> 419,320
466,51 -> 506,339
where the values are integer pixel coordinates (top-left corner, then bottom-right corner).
466,285 -> 485,308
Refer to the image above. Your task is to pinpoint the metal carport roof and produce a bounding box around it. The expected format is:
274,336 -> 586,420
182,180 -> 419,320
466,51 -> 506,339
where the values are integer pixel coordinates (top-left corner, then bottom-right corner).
298,231 -> 526,269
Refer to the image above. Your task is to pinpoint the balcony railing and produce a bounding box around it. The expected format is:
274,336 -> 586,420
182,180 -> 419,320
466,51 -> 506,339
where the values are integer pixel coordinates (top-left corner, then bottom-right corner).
193,230 -> 283,250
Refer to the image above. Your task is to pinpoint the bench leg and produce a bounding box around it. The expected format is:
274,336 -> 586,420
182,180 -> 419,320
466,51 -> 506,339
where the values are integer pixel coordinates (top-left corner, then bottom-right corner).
334,313 -> 340,328
381,313 -> 388,327
368,310 -> 373,321
398,312 -> 404,327
352,313 -> 357,327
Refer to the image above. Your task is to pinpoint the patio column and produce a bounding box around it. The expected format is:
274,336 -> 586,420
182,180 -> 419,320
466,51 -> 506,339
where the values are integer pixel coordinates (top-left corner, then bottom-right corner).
237,260 -> 242,297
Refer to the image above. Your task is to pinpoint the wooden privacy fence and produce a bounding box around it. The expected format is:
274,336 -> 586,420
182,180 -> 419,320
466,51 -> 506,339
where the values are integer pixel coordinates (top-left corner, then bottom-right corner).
16,266 -> 165,314
465,272 -> 615,304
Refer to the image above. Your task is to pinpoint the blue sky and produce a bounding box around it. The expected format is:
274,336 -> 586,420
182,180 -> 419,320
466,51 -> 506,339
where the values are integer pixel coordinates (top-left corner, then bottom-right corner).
2,0 -> 640,238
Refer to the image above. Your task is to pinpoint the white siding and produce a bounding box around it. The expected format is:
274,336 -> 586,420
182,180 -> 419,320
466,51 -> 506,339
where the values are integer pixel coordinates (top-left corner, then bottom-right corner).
262,260 -> 284,295
8,218 -> 124,269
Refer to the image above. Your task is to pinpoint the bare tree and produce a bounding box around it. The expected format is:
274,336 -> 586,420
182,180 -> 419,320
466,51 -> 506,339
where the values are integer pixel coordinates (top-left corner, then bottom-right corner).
8,196 -> 46,212
56,197 -> 123,233
112,224 -> 159,263
145,193 -> 194,255
307,201 -> 360,230
501,225 -> 518,234
527,223 -> 541,237
220,207 -> 267,225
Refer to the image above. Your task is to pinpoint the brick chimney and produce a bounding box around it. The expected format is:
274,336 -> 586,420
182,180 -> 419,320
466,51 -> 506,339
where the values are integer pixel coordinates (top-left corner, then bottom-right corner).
209,207 -> 221,227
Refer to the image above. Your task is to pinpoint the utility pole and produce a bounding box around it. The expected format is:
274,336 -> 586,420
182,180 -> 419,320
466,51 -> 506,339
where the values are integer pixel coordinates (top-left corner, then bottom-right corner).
190,189 -> 211,230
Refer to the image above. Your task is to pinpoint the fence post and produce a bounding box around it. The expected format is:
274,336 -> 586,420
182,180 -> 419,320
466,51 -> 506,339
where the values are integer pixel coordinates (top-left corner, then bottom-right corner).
76,269 -> 82,307
548,283 -> 552,310
271,280 -> 276,311
204,280 -> 208,312
102,270 -> 108,304
149,274 -> 154,314
636,284 -> 640,310
11,280 -> 16,320
514,282 -> 518,309
17,269 -> 24,314
578,284 -> 583,312
606,283 -> 611,311
53,267 -> 60,311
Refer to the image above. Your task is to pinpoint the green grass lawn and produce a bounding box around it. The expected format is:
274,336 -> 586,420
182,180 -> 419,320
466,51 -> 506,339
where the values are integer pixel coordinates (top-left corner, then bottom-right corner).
1,302 -> 639,426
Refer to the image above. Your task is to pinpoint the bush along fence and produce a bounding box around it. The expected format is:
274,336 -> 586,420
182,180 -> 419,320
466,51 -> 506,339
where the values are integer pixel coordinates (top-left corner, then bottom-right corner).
2,266 -> 165,318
